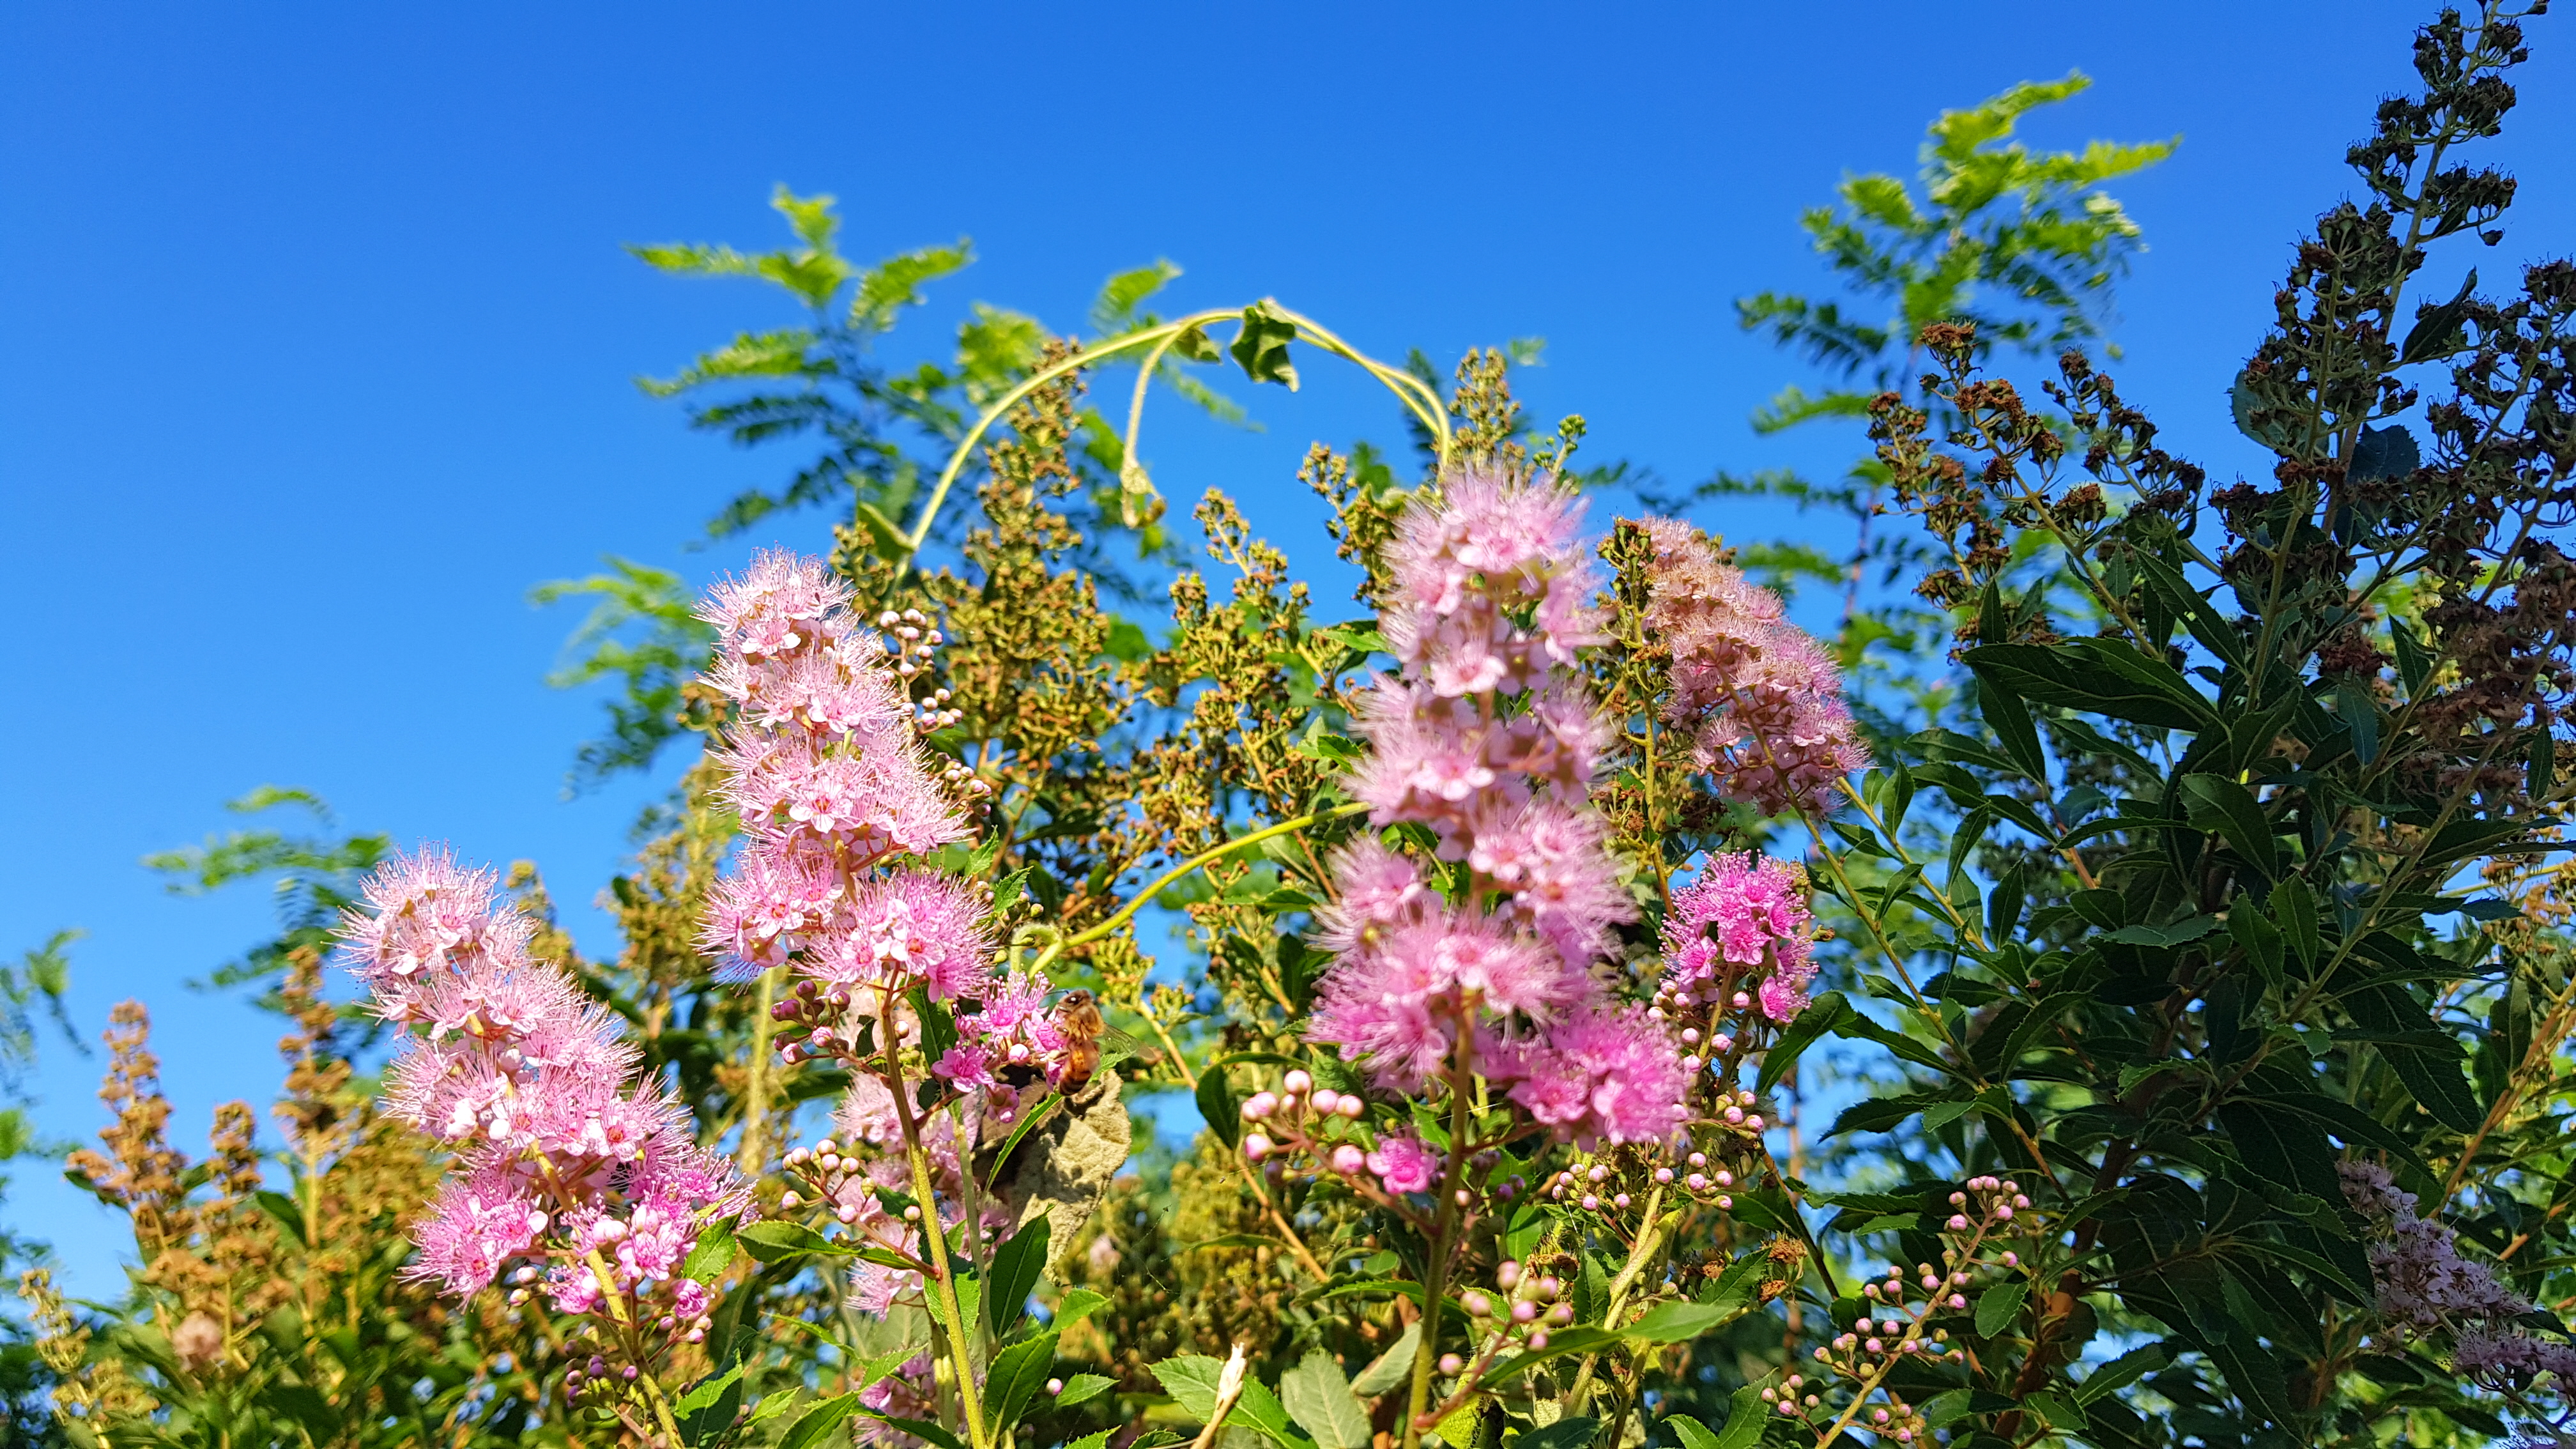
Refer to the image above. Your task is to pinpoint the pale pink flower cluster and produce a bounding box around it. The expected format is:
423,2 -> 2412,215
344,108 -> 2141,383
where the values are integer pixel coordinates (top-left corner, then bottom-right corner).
1311,471 -> 1684,1149
697,550 -> 979,985
1640,518 -> 1869,816
336,850 -> 749,1330
1660,853 -> 1819,1024
2339,1160 -> 2576,1395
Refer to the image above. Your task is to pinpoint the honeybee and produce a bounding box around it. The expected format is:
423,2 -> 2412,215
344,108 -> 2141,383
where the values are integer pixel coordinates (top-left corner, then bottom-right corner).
1053,989 -> 1106,1092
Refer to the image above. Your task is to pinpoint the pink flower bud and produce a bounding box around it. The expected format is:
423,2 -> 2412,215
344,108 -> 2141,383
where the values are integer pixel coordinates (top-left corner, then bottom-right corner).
1243,1133 -> 1273,1162
1284,1070 -> 1313,1094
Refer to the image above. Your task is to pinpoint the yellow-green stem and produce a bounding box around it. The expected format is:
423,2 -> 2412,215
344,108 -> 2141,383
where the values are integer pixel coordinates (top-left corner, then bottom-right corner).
1035,802 -> 1371,973
1562,1187 -> 1670,1411
884,1027 -> 992,1449
584,1246 -> 684,1447
1402,1025 -> 1478,1449
737,967 -> 779,1174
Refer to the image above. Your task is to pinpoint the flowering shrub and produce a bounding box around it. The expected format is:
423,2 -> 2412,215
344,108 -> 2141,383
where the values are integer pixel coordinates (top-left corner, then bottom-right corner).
23,5 -> 2576,1448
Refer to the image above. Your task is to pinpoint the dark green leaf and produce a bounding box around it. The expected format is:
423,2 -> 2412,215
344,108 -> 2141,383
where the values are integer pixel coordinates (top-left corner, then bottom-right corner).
2400,270 -> 2477,365
982,1331 -> 1061,1435
1230,300 -> 1300,389
1965,639 -> 2218,732
1515,1417 -> 1597,1449
2349,424 -> 2421,483
1975,673 -> 2045,781
1198,1061 -> 1241,1150
1975,1280 -> 2028,1338
984,1216 -> 1051,1338
2181,774 -> 2278,879
2129,549 -> 2248,670
1759,992 -> 1849,1094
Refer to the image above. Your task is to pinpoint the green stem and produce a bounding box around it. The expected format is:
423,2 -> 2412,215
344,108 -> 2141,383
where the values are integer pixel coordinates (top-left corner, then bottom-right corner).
1402,1024 -> 1478,1449
1561,1188 -> 1671,1412
1034,802 -> 1371,971
583,1246 -> 684,1448
737,967 -> 779,1174
884,1023 -> 992,1449
885,307 -> 1452,592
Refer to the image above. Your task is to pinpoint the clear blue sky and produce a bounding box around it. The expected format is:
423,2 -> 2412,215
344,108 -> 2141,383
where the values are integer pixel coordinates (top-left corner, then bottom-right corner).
6,1 -> 2571,1298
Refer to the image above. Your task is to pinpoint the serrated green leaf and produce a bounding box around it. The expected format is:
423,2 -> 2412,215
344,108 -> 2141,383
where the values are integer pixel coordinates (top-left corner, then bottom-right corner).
1975,1279 -> 2028,1338
1280,1350 -> 1372,1449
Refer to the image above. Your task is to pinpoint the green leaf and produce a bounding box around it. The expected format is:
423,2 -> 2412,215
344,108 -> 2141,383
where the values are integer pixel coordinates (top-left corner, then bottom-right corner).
2230,907 -> 2286,992
1170,324 -> 1223,364
781,1393 -> 864,1449
683,1222 -> 739,1284
1988,866 -> 2027,938
1621,1300 -> 1745,1342
1350,1322 -> 1420,1398
1975,1280 -> 2028,1338
1230,300 -> 1300,389
2181,774 -> 2279,879
2101,916 -> 2223,948
676,1358 -> 749,1447
253,1189 -> 306,1243
984,1217 -> 1050,1339
1473,1327 -> 1620,1387
1057,1373 -> 1117,1409
983,1331 -> 1062,1435
1514,1417 -> 1597,1449
1574,1252 -> 1609,1327
1054,1287 -> 1110,1335
1664,1411 -> 1721,1449
1758,992 -> 1849,1094
2273,877 -> 2320,971
1281,1350 -> 1373,1449
2400,270 -> 2478,365
2130,549 -> 2247,670
1198,1061 -> 1241,1150
736,1220 -> 857,1264
851,499 -> 915,560
877,1417 -> 968,1449
2076,1342 -> 2169,1404
1975,672 -> 2046,781
1965,640 -> 2218,732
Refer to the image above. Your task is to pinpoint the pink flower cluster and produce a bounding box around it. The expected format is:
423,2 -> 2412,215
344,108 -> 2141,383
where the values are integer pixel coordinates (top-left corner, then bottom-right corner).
1311,471 -> 1684,1149
698,551 -> 981,984
336,850 -> 749,1336
2338,1159 -> 2576,1392
1660,852 -> 1818,1024
1640,518 -> 1869,816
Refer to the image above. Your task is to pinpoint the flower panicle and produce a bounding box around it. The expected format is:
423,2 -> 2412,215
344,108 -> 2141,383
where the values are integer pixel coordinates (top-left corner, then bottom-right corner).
335,847 -> 751,1389
1637,518 -> 1869,817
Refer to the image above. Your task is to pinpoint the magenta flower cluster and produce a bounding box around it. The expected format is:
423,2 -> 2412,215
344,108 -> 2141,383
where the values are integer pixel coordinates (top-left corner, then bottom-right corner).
337,850 -> 749,1338
1310,471 -> 1684,1149
1660,852 -> 1819,1025
1640,518 -> 1869,816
